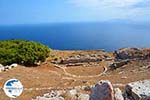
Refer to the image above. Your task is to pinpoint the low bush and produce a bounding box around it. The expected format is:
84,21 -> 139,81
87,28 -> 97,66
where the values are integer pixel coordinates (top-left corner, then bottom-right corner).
0,40 -> 50,66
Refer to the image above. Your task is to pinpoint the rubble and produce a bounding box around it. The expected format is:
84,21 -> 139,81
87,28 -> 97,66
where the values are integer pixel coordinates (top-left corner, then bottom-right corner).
60,55 -> 102,64
35,91 -> 64,100
35,96 -> 64,100
52,54 -> 105,64
34,79 -> 150,100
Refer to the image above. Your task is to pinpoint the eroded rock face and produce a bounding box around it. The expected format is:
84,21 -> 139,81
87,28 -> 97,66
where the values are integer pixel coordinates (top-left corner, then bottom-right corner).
90,80 -> 114,100
125,79 -> 150,100
115,48 -> 150,60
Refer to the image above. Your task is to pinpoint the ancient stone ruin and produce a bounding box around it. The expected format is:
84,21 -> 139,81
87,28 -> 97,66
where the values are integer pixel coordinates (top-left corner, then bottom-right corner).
109,60 -> 129,69
114,48 -> 150,60
52,52 -> 114,65
55,54 -> 102,64
34,79 -> 150,100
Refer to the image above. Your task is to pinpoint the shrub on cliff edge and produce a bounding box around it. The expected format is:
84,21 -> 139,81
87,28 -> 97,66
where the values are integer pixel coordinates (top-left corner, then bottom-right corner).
0,40 -> 50,66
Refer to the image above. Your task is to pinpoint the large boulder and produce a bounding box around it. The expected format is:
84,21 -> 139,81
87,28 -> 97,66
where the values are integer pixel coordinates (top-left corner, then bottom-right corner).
125,79 -> 150,100
90,80 -> 114,100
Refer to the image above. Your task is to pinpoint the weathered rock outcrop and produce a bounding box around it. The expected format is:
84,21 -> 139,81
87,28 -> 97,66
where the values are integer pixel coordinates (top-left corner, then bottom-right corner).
114,48 -> 150,60
90,80 -> 114,100
125,79 -> 150,100
109,60 -> 129,69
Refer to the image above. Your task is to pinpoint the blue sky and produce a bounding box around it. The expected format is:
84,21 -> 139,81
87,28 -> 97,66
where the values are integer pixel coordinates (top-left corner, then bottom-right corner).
0,0 -> 150,25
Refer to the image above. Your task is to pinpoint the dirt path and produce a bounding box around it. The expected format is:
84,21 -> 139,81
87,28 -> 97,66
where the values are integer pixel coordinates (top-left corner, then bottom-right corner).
54,64 -> 108,78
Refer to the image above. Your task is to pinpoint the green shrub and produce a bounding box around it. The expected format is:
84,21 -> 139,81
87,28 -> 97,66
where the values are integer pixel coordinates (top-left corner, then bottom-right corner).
0,40 -> 50,66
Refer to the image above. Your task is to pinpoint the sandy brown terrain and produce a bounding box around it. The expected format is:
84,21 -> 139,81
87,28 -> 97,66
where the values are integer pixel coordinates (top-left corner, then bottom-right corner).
0,50 -> 150,100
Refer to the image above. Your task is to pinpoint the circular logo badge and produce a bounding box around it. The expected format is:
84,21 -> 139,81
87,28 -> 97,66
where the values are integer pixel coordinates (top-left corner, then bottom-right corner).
3,79 -> 23,98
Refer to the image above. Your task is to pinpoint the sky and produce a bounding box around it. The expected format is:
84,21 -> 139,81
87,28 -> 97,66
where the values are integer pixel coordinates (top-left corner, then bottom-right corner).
0,0 -> 150,25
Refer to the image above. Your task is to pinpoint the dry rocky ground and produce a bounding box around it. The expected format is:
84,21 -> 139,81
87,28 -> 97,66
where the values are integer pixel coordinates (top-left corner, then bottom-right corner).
0,48 -> 150,100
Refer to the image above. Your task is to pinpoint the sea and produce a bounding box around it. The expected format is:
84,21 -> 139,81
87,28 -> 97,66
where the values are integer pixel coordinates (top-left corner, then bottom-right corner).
0,22 -> 150,51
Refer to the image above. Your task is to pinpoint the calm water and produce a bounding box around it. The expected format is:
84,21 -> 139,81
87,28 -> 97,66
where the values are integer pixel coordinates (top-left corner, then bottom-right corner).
0,22 -> 150,51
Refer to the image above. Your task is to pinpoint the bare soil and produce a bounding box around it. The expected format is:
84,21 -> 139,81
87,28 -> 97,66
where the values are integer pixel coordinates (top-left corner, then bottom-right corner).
0,50 -> 150,100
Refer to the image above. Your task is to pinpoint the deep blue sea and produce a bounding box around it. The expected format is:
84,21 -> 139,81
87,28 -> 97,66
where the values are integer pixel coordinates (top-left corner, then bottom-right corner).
0,22 -> 150,51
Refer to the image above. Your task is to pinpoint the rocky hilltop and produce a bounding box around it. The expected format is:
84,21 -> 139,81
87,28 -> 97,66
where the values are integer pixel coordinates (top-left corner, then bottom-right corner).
34,48 -> 150,100
0,48 -> 150,100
